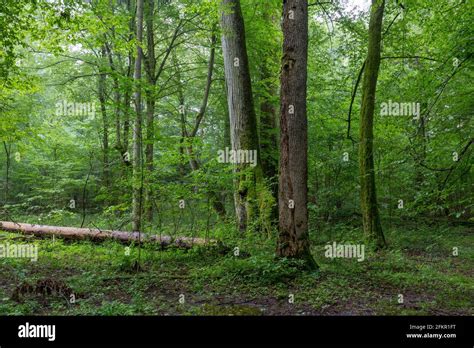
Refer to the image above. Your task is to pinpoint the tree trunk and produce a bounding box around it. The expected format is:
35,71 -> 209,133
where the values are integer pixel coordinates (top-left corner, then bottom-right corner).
132,0 -> 144,232
0,221 -> 215,249
358,0 -> 386,249
220,0 -> 262,232
144,0 -> 156,224
122,0 -> 136,161
123,81 -> 132,157
3,142 -> 11,203
98,45 -> 110,189
276,0 -> 317,269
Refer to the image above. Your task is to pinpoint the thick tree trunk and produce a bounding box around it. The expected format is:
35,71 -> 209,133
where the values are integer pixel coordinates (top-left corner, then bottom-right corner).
358,0 -> 386,249
220,0 -> 262,232
223,98 -> 231,149
0,221 -> 215,249
276,0 -> 316,269
132,0 -> 144,232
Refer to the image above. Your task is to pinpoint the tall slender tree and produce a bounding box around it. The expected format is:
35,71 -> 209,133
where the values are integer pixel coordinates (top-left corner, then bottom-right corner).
123,0 -> 136,159
132,0 -> 144,232
276,0 -> 316,269
144,0 -> 156,224
358,0 -> 386,249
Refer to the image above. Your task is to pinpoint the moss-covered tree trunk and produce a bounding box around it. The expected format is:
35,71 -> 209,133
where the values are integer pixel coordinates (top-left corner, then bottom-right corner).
358,0 -> 386,249
220,0 -> 262,232
276,0 -> 317,269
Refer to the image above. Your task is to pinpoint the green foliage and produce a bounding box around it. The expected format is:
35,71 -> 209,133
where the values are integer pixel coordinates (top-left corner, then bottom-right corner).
0,221 -> 472,315
195,254 -> 310,287
0,0 -> 471,316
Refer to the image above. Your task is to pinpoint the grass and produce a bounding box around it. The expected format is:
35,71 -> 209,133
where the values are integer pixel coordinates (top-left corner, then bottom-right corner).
0,220 -> 472,316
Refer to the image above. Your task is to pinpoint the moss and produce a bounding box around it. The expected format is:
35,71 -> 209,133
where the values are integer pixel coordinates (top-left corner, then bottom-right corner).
358,0 -> 386,249
236,164 -> 275,235
196,303 -> 262,316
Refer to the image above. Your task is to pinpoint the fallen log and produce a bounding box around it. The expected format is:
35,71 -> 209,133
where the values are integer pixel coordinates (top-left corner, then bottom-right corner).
0,221 -> 216,249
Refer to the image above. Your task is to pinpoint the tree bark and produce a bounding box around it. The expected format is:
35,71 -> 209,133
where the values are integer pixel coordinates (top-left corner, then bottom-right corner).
219,0 -> 262,232
122,0 -> 136,162
358,0 -> 386,249
144,0 -> 156,223
276,0 -> 317,269
132,0 -> 144,232
0,221 -> 215,249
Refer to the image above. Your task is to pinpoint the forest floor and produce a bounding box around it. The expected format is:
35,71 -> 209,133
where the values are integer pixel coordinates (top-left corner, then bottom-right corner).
0,220 -> 472,315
